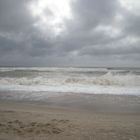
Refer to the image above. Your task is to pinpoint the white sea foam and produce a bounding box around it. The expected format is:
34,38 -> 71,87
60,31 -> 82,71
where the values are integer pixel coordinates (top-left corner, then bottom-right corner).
0,67 -> 140,97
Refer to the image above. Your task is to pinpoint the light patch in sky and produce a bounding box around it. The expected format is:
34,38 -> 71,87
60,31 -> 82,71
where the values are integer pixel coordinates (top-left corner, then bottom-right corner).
123,36 -> 140,44
119,0 -> 140,15
95,25 -> 122,38
29,0 -> 73,36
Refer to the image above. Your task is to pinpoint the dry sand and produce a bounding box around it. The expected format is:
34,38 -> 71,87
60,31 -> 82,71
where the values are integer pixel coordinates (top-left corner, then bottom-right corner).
0,94 -> 140,140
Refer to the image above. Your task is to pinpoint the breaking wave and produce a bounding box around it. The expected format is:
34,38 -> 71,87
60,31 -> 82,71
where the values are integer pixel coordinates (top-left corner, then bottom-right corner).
0,67 -> 140,95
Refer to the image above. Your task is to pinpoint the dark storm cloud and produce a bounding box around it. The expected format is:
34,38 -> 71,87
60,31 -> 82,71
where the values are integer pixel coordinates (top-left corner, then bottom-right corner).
0,0 -> 35,32
0,0 -> 55,58
124,13 -> 140,36
0,35 -> 17,55
54,0 -> 122,55
24,33 -> 56,57
79,44 -> 140,56
0,0 -> 140,66
70,0 -> 119,29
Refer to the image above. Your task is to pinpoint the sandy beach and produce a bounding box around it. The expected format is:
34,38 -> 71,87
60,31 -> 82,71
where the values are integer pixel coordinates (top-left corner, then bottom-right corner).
0,94 -> 140,140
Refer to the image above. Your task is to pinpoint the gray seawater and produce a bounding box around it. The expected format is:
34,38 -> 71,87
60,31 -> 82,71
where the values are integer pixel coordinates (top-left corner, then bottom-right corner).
0,67 -> 140,101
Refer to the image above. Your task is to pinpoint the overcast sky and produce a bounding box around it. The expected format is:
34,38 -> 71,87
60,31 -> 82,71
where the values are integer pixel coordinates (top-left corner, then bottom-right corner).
0,0 -> 140,67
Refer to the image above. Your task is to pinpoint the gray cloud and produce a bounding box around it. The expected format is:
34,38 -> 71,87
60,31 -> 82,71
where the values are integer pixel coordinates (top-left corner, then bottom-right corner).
124,14 -> 140,36
0,0 -> 35,32
0,0 -> 140,67
70,0 -> 119,29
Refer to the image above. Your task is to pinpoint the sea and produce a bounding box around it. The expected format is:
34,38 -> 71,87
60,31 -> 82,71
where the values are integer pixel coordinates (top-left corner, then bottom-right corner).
0,67 -> 140,101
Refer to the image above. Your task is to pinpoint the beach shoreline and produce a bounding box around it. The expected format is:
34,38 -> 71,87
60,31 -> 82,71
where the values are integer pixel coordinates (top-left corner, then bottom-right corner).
0,93 -> 140,140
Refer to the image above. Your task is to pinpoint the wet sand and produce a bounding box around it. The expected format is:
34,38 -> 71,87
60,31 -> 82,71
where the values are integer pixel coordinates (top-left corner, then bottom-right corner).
0,94 -> 140,140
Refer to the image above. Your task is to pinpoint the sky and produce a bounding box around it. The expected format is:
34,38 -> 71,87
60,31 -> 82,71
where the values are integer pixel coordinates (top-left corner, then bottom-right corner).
0,0 -> 140,67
